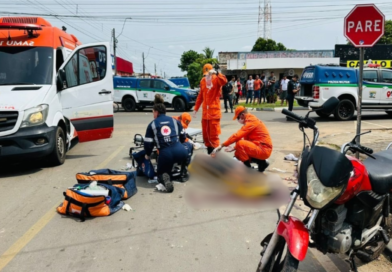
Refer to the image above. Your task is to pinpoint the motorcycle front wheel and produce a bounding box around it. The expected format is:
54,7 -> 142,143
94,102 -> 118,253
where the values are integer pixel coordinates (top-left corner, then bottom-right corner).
256,233 -> 299,272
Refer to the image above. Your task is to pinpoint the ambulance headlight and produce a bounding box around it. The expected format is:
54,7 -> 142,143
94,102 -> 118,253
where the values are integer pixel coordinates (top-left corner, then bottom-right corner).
21,104 -> 49,127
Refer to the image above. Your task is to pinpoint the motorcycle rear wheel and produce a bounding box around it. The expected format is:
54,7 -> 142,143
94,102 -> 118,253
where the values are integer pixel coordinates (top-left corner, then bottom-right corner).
257,234 -> 299,272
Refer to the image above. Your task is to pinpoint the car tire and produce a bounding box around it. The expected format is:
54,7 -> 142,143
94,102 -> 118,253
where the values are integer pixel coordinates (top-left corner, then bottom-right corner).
173,98 -> 186,112
122,97 -> 136,112
316,111 -> 330,118
48,126 -> 66,166
334,99 -> 355,121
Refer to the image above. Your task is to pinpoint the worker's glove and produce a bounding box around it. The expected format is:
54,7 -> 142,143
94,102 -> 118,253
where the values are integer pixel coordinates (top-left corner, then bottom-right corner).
187,139 -> 195,145
208,69 -> 217,75
214,63 -> 220,73
224,145 -> 235,152
211,145 -> 223,155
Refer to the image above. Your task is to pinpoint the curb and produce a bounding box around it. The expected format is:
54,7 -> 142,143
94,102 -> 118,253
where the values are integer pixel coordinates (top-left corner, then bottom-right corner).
243,106 -> 308,112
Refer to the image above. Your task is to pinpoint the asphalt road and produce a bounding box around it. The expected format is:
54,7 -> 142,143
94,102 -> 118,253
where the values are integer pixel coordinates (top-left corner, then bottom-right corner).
0,106 -> 391,272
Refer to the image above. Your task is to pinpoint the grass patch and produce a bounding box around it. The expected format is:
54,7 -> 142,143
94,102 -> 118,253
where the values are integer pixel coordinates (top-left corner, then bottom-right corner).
237,100 -> 299,109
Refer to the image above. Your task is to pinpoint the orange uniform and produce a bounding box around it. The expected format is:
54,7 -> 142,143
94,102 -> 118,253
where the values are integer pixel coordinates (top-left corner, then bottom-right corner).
195,72 -> 227,148
222,113 -> 273,162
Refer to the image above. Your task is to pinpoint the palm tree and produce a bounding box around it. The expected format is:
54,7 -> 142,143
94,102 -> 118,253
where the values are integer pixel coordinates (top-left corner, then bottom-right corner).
202,47 -> 215,59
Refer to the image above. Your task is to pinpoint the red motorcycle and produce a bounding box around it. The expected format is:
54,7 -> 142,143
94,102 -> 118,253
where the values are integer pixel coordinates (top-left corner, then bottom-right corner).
257,97 -> 392,272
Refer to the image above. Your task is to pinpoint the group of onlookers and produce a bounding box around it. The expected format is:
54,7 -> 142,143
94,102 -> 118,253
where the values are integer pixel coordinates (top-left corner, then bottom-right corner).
221,72 -> 301,113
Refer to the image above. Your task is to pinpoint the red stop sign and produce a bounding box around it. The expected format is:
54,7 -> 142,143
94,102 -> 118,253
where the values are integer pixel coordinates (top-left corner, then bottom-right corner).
344,4 -> 385,47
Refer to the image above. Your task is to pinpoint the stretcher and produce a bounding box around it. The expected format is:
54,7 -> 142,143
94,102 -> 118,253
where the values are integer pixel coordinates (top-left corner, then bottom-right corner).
129,127 -> 203,181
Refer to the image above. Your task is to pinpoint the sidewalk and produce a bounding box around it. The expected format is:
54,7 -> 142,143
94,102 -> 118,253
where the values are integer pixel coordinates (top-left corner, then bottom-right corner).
244,106 -> 307,112
319,130 -> 392,154
235,99 -> 307,112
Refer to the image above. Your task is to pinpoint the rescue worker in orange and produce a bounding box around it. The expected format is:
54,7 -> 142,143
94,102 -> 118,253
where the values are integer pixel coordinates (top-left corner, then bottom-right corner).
193,63 -> 228,154
212,106 -> 272,172
173,113 -> 192,141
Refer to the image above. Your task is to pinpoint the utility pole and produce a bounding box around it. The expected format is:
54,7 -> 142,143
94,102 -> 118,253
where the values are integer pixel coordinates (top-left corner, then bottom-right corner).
112,28 -> 117,75
356,48 -> 365,159
164,72 -> 166,79
155,63 -> 157,76
142,52 -> 145,78
76,4 -> 78,15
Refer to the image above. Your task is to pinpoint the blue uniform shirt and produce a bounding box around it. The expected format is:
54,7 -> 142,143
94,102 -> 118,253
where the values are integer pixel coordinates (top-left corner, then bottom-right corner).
144,114 -> 186,156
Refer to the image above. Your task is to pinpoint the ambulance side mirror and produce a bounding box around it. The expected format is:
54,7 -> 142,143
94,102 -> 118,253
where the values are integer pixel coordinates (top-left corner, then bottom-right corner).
57,69 -> 67,92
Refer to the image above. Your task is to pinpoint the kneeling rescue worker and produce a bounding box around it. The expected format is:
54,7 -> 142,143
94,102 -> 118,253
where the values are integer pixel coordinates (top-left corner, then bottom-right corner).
144,95 -> 188,192
212,106 -> 272,172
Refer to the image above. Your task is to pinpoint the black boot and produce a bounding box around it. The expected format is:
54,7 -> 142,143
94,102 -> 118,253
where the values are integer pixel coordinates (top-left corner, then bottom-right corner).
207,147 -> 215,155
179,162 -> 189,182
255,159 -> 269,172
158,173 -> 173,193
243,160 -> 251,168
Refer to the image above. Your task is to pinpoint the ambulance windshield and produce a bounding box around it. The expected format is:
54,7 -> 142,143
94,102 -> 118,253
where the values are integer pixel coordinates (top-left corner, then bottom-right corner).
0,47 -> 53,86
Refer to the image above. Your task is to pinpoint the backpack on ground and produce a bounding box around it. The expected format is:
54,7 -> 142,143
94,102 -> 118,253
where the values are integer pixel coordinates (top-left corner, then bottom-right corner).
57,183 -> 124,222
76,169 -> 137,200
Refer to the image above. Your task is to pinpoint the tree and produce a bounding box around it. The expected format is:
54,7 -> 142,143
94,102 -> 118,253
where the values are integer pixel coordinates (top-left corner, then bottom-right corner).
179,47 -> 218,87
377,20 -> 392,44
178,50 -> 203,72
251,38 -> 288,51
187,62 -> 202,89
202,47 -> 215,59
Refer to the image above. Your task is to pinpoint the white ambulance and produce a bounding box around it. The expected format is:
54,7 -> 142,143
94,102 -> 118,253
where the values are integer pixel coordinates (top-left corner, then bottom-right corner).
0,17 -> 114,165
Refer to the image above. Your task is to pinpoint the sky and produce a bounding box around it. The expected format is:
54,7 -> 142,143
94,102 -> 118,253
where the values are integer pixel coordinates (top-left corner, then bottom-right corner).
1,0 -> 392,77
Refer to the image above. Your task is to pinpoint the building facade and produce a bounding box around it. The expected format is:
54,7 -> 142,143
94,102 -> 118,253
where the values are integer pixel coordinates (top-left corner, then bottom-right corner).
335,44 -> 392,68
219,50 -> 339,81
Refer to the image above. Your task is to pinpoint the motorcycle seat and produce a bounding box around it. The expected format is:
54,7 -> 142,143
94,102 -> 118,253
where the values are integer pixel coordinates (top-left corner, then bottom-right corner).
363,150 -> 392,195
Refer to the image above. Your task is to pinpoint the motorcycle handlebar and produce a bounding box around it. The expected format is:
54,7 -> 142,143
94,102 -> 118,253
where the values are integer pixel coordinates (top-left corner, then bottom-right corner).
342,142 -> 375,158
281,109 -> 317,130
358,144 -> 374,155
282,109 -> 303,122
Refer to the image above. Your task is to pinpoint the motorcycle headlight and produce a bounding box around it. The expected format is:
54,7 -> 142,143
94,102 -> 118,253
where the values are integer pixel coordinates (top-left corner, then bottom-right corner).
306,165 -> 344,209
21,104 -> 49,128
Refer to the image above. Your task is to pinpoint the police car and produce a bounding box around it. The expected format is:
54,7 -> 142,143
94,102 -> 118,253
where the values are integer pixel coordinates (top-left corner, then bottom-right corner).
113,77 -> 198,112
295,64 -> 392,121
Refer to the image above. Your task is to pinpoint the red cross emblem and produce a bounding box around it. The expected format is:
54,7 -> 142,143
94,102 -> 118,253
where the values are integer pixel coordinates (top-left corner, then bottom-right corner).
161,126 -> 171,136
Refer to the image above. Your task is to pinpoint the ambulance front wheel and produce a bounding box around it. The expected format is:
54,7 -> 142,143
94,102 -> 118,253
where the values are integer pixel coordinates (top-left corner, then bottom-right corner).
48,126 -> 66,166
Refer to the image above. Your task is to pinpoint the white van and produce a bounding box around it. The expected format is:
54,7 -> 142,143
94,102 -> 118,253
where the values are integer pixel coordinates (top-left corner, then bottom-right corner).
0,17 -> 113,165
